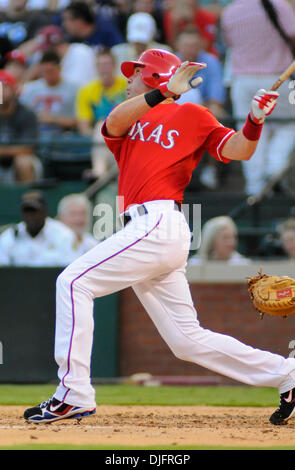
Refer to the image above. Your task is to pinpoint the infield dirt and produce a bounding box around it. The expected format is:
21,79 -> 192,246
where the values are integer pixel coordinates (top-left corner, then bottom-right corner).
0,405 -> 294,448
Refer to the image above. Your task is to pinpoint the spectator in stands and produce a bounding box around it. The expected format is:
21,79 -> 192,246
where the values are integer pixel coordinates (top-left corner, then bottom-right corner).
132,0 -> 166,43
26,0 -> 70,9
0,0 -> 51,48
76,48 -> 126,136
198,0 -> 233,16
162,0 -> 218,54
0,0 -> 69,10
0,36 -> 14,68
0,190 -> 77,266
76,48 -> 126,178
188,216 -> 250,264
174,26 -> 227,190
221,0 -> 295,196
61,1 -> 123,49
20,25 -> 97,87
20,50 -> 77,138
111,12 -> 172,75
3,50 -> 27,88
0,70 -> 40,184
57,193 -> 97,256
278,217 -> 295,260
175,27 -> 226,116
102,0 -> 130,40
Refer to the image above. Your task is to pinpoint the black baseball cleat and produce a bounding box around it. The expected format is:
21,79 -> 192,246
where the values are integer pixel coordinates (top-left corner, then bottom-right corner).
24,397 -> 96,423
269,387 -> 295,425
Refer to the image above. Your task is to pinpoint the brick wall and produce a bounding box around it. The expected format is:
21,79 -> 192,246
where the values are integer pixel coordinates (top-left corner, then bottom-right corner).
118,283 -> 295,384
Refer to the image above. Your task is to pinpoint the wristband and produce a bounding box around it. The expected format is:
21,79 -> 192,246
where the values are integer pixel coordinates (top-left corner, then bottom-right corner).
144,89 -> 166,107
242,114 -> 263,141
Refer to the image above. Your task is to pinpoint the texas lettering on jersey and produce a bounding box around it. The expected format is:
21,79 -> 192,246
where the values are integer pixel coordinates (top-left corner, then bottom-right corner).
102,102 -> 235,210
128,121 -> 179,149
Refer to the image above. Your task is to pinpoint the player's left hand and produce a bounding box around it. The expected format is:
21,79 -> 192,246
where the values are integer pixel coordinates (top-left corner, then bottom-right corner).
250,88 -> 279,124
158,61 -> 207,98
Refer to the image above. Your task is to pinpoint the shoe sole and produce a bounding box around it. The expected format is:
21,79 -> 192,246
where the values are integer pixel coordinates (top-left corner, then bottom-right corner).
25,408 -> 96,424
270,407 -> 295,425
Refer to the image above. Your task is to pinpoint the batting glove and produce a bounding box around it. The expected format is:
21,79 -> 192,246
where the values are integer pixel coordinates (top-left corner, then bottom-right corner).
250,88 -> 279,124
158,61 -> 207,98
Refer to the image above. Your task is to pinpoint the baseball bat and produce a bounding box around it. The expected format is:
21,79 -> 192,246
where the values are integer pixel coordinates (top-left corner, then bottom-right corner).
245,61 -> 295,206
270,60 -> 295,90
230,61 -> 295,216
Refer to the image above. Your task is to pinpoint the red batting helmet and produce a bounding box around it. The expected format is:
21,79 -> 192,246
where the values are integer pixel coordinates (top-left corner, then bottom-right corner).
121,49 -> 182,88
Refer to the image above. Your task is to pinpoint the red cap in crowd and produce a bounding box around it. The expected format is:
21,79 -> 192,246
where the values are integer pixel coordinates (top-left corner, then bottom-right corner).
35,25 -> 64,51
5,50 -> 26,65
0,70 -> 17,88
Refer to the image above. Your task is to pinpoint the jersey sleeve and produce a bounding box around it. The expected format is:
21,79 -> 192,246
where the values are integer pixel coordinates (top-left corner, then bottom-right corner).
204,126 -> 235,163
101,120 -> 125,163
197,107 -> 235,163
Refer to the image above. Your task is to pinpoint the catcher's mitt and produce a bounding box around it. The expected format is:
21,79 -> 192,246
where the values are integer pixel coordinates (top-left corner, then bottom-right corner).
247,269 -> 295,319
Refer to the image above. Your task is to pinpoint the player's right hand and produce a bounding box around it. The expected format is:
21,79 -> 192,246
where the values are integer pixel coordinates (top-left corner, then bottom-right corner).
158,61 -> 207,98
250,88 -> 279,124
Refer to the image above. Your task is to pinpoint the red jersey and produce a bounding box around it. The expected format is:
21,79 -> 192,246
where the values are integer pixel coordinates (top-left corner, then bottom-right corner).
102,102 -> 235,212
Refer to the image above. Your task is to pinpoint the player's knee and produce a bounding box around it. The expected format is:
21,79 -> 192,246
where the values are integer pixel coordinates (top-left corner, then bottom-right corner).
56,269 -> 73,291
169,339 -> 192,362
56,268 -> 93,298
173,348 -> 191,362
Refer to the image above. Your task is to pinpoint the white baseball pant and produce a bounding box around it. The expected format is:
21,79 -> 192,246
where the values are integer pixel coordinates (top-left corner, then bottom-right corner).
53,200 -> 295,408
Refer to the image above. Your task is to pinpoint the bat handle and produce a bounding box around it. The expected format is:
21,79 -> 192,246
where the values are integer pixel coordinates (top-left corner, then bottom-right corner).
270,60 -> 295,91
270,80 -> 282,91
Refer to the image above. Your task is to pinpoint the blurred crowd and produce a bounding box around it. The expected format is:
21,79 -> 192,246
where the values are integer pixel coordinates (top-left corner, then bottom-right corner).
0,0 -> 293,191
0,0 -> 295,266
0,189 -> 97,265
0,187 -> 294,267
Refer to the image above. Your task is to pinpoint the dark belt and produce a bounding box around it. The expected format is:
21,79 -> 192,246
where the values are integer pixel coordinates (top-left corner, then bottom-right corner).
122,201 -> 181,227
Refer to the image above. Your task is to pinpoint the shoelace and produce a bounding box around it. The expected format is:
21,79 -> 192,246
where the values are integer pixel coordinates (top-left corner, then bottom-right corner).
274,395 -> 288,416
39,397 -> 54,408
275,397 -> 283,413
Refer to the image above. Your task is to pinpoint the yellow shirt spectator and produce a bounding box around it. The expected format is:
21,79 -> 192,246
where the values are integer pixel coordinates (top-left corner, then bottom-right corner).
76,77 -> 127,125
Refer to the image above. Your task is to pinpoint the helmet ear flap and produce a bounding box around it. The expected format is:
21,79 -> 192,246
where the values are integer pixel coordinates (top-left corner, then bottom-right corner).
139,65 -> 159,88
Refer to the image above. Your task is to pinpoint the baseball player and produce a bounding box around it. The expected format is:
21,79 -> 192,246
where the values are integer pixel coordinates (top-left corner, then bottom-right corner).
24,49 -> 295,426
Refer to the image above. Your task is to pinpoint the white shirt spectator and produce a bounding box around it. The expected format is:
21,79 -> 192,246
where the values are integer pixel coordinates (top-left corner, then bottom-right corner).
61,43 -> 97,87
20,76 -> 78,134
111,42 -> 172,76
0,217 -> 77,266
0,0 -> 70,10
72,232 -> 97,257
21,77 -> 77,115
56,193 -> 98,257
188,251 -> 251,265
111,13 -> 172,75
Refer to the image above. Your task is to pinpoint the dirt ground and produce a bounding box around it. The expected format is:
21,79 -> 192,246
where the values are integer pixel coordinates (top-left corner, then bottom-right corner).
1,405 -> 295,448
